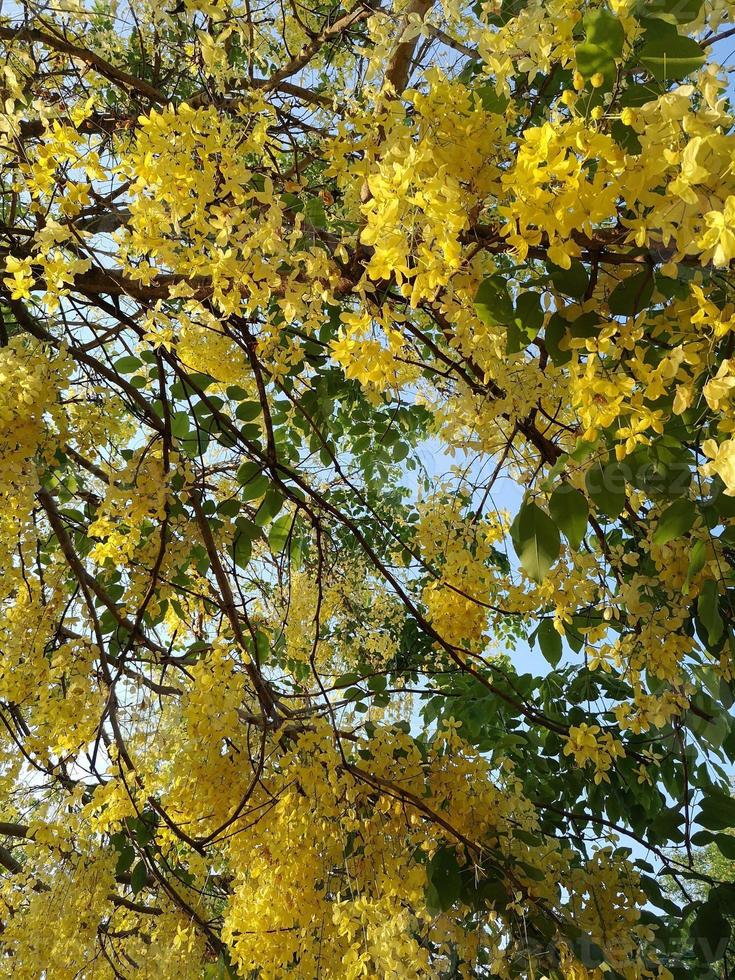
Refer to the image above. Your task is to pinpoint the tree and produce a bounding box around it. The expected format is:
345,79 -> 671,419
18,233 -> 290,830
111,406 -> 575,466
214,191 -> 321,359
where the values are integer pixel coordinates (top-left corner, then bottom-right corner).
665,805 -> 735,980
1,0 -> 735,975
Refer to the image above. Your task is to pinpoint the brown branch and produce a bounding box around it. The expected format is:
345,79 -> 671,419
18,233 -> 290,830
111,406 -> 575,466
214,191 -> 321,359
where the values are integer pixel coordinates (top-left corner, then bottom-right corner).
0,24 -> 165,104
383,0 -> 434,93
36,487 -> 168,659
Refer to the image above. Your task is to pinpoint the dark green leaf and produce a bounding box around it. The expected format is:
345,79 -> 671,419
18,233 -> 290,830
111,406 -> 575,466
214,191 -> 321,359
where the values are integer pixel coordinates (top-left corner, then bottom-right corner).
254,489 -> 285,527
652,498 -> 695,545
538,618 -> 562,667
585,460 -> 626,518
235,401 -> 262,422
683,539 -> 706,595
640,35 -> 705,81
237,462 -> 270,501
610,119 -> 642,154
691,902 -> 730,963
644,0 -> 703,25
549,259 -> 589,299
714,833 -> 735,859
268,512 -> 294,553
512,501 -> 561,583
544,313 -> 571,366
569,312 -> 600,339
233,518 -> 258,569
170,410 -> 190,440
576,42 -> 616,85
130,860 -> 147,895
549,483 -> 588,550
507,292 -> 544,353
697,579 -> 724,647
303,196 -> 327,228
236,461 -> 261,485
475,83 -> 509,114
583,9 -> 624,57
620,82 -> 661,108
695,792 -> 735,831
115,844 -> 135,876
426,847 -> 463,913
608,269 -> 654,316
114,355 -> 144,374
474,276 -> 514,327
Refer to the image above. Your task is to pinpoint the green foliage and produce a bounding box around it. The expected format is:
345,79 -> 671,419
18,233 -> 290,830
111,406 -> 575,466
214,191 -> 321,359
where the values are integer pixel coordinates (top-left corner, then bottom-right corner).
511,500 -> 561,583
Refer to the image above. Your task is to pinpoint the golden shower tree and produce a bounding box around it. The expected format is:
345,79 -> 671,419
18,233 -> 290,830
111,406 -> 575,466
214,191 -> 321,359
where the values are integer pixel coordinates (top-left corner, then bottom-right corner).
1,0 -> 735,975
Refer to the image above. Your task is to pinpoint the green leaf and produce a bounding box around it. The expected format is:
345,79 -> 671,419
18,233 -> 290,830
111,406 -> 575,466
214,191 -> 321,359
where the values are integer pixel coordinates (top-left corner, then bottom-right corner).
610,118 -> 642,154
204,951 -> 239,980
690,829 -> 715,846
130,860 -> 147,895
474,276 -> 514,328
170,410 -> 190,440
569,312 -> 600,340
620,82 -> 661,108
549,259 -> 589,299
643,0 -> 703,25
711,883 -> 735,916
512,501 -> 561,583
237,462 -> 269,501
696,792 -> 735,831
226,385 -> 248,400
219,498 -> 240,518
714,833 -> 735,859
426,846 -> 463,913
683,538 -> 706,594
515,291 -> 544,332
539,452 -> 570,492
473,875 -> 509,910
652,498 -> 695,545
585,460 -> 626,518
538,618 -> 562,667
697,579 -> 724,646
570,438 -> 598,463
392,441 -> 409,463
544,313 -> 571,366
335,672 -> 361,688
115,843 -> 135,876
235,401 -> 262,423
576,42 -> 616,85
639,35 -> 705,81
268,512 -> 294,553
583,9 -> 624,57
236,461 -> 261,485
549,483 -> 588,550
475,83 -> 509,114
608,269 -> 654,316
691,901 -> 730,963
708,478 -> 735,521
343,686 -> 364,703
571,935 -> 605,967
254,489 -> 285,527
233,518 -> 258,569
303,196 -> 327,228
507,291 -> 544,353
180,427 -> 210,459
114,355 -> 144,374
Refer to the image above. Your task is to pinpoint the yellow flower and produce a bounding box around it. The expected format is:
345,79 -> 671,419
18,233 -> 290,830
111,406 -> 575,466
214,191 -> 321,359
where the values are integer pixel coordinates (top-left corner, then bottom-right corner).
3,255 -> 33,300
699,196 -> 735,267
701,438 -> 735,495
